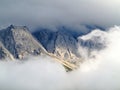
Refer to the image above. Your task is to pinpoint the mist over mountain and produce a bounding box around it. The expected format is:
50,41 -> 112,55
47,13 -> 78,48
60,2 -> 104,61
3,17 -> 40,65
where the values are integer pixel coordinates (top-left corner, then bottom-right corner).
0,25 -> 81,70
0,0 -> 120,89
0,25 -> 120,90
0,25 -> 106,70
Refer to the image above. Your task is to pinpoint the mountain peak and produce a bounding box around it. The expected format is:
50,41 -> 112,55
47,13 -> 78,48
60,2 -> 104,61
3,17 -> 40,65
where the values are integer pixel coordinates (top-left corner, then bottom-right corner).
0,25 -> 47,59
33,29 -> 80,64
7,25 -> 28,32
9,24 -> 14,29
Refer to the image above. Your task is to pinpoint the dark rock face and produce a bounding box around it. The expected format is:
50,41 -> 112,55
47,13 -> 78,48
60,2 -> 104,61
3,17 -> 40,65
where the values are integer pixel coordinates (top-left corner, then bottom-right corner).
0,41 -> 14,60
33,29 -> 80,64
0,46 -> 7,59
32,29 -> 56,53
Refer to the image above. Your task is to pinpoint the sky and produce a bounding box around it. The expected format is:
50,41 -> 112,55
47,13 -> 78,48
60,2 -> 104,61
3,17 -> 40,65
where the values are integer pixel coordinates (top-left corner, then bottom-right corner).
0,0 -> 120,29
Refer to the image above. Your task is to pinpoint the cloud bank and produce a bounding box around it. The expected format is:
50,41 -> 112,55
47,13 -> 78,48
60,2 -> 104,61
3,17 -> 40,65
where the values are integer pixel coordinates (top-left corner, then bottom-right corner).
0,0 -> 120,29
0,26 -> 120,90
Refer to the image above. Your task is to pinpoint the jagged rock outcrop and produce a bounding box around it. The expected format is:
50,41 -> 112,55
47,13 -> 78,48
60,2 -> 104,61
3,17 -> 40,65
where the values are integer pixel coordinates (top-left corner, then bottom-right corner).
53,30 -> 80,63
0,25 -> 46,59
33,29 -> 80,64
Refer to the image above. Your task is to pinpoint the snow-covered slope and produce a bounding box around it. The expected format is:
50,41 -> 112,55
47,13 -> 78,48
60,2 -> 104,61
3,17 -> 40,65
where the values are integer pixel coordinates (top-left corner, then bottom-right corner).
78,29 -> 107,50
77,29 -> 107,59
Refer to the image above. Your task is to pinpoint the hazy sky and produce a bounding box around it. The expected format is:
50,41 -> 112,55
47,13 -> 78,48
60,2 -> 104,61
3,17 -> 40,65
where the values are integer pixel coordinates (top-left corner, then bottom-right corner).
0,0 -> 120,29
